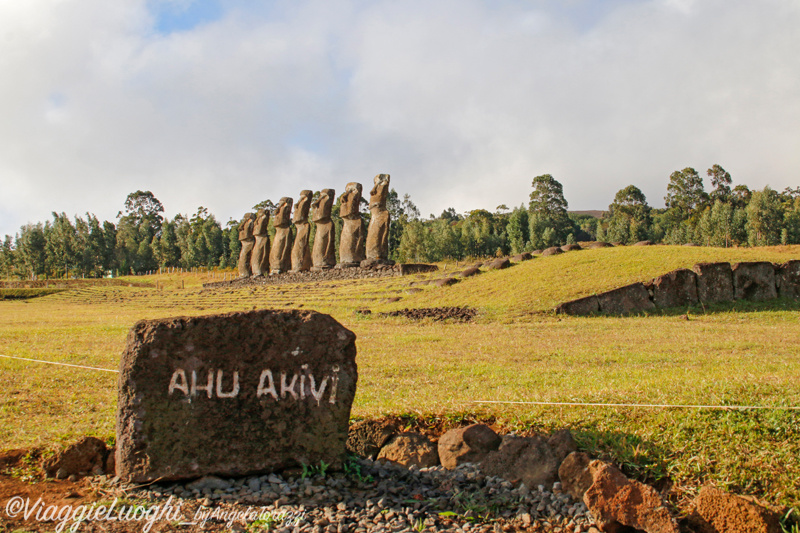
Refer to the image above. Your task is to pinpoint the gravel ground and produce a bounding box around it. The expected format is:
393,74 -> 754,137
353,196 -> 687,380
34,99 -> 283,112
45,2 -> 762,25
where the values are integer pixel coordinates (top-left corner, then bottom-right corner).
103,458 -> 599,532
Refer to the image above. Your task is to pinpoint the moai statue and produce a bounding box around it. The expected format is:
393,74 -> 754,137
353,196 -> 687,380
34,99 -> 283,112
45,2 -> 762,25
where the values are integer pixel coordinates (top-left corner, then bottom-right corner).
269,197 -> 294,274
337,182 -> 365,268
362,174 -> 394,267
291,190 -> 313,272
250,209 -> 271,277
237,212 -> 256,278
311,189 -> 336,271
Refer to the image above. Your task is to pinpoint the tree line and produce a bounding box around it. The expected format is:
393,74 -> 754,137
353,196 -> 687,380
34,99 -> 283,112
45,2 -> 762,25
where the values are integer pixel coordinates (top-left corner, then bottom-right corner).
2,165 -> 799,279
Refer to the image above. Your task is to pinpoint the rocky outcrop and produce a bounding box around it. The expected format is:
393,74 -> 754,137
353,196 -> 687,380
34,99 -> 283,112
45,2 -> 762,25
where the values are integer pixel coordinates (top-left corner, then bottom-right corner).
596,283 -> 655,315
438,424 -> 501,470
542,247 -> 563,256
693,262 -> 734,304
511,252 -> 533,261
648,268 -> 699,308
561,244 -> 582,252
688,486 -> 782,533
777,260 -> 800,298
459,266 -> 482,278
732,262 -> 777,301
486,257 -> 511,270
555,295 -> 600,315
583,460 -> 679,533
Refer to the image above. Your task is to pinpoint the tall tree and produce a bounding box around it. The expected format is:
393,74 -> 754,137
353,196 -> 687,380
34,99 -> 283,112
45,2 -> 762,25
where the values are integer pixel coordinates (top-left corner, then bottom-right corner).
506,206 -> 530,254
746,186 -> 783,246
528,174 -> 573,246
665,167 -> 707,214
707,164 -> 732,204
606,185 -> 651,244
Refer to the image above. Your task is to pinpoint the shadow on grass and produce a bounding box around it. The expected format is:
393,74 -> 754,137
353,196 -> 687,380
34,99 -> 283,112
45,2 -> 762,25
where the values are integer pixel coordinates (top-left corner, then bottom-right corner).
645,297 -> 800,317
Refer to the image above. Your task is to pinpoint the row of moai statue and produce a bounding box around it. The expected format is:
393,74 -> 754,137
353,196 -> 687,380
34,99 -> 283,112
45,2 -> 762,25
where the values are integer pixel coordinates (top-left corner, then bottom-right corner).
237,174 -> 393,277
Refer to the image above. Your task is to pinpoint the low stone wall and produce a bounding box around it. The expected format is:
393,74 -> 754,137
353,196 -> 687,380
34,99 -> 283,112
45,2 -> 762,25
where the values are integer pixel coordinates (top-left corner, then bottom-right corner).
202,263 -> 438,289
556,260 -> 800,316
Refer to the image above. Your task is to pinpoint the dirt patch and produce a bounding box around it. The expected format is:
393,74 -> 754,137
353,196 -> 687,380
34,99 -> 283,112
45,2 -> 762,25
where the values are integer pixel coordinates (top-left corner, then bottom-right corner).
378,307 -> 477,322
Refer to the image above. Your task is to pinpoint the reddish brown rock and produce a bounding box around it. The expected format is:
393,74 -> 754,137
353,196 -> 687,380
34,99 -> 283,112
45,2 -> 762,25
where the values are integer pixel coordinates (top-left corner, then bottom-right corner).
583,460 -> 679,533
511,252 -> 532,262
555,295 -> 600,315
531,249 -> 543,255
597,283 -> 655,315
377,432 -> 439,469
397,264 -> 438,275
250,209 -> 271,277
346,419 -> 398,460
435,277 -> 460,287
364,174 -> 394,266
777,260 -> 800,299
116,309 -> 358,483
558,451 -> 593,501
688,486 -> 781,533
480,430 -> 577,488
270,197 -> 294,274
561,243 -> 582,252
732,262 -> 777,301
542,247 -> 563,256
588,242 -> 613,249
438,424 -> 501,469
338,182 -> 365,267
459,266 -> 482,278
311,189 -> 336,271
649,268 -> 699,309
44,437 -> 108,479
486,257 -> 511,270
692,262 -> 734,304
290,190 -> 313,272
633,240 -> 654,246
237,213 -> 255,278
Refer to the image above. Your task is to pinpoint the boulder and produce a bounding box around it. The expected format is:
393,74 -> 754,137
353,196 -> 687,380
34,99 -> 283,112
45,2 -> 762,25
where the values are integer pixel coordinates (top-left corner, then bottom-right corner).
531,249 -> 543,255
597,283 -> 655,315
486,257 -> 511,270
692,262 -> 734,304
377,432 -> 439,469
560,244 -> 582,252
588,242 -> 613,249
583,460 -> 679,533
44,437 -> 108,479
459,266 -> 482,278
649,268 -> 699,309
346,419 -> 398,460
116,309 -> 358,483
541,247 -> 563,256
480,430 -> 577,488
435,277 -> 460,287
558,451 -> 593,501
438,424 -> 502,469
633,240 -> 654,246
776,260 -> 800,299
687,486 -> 781,533
555,295 -> 600,315
732,262 -> 777,301
511,253 -> 533,262
397,264 -> 439,275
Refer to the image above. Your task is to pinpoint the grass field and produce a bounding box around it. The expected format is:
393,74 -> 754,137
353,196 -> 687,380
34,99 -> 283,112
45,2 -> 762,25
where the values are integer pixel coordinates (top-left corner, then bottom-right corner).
1,244 -> 799,513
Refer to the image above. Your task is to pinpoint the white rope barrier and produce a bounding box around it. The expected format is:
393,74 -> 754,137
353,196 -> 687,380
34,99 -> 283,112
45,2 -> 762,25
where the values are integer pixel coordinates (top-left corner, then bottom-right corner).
472,400 -> 800,411
0,354 -> 118,373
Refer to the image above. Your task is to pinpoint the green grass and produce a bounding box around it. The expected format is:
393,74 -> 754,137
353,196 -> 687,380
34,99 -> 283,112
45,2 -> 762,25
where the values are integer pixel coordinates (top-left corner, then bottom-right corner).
1,244 -> 799,512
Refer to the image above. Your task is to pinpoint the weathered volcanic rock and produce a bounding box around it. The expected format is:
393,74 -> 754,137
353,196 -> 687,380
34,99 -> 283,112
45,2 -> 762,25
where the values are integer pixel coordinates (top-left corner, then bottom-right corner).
438,424 -> 501,470
435,277 -> 460,287
688,486 -> 781,533
732,262 -> 777,301
480,430 -> 576,488
633,240 -> 654,246
649,268 -> 699,309
555,295 -> 600,315
346,419 -> 398,460
116,309 -> 358,483
377,432 -> 439,469
560,243 -> 582,252
486,257 -> 511,270
692,262 -> 734,304
511,252 -> 532,262
558,451 -> 593,501
776,260 -> 800,299
597,283 -> 655,315
588,242 -> 613,249
459,266 -> 482,278
584,460 -> 679,533
541,247 -> 563,256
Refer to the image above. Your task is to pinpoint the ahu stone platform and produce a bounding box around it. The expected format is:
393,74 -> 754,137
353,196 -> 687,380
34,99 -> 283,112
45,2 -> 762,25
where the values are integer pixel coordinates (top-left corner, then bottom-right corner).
556,260 -> 800,316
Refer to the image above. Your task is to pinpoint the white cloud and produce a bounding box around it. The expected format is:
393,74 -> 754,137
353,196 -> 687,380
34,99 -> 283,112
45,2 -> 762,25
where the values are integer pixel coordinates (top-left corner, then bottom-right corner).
1,0 -> 798,236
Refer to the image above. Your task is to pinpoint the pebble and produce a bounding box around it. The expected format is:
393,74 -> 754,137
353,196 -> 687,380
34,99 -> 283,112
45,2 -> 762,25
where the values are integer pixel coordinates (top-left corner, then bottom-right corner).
108,459 -> 599,532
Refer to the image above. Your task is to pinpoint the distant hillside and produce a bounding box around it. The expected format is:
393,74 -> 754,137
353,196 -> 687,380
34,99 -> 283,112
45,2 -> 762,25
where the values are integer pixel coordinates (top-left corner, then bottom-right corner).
569,210 -> 605,218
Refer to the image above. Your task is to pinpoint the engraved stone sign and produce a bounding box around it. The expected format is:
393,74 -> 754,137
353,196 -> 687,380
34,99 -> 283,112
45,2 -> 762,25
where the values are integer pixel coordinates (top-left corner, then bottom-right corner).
116,309 -> 358,483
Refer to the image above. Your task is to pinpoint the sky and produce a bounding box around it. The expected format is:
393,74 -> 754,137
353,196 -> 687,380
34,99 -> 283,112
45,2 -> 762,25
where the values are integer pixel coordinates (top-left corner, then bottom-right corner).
1,0 -> 799,236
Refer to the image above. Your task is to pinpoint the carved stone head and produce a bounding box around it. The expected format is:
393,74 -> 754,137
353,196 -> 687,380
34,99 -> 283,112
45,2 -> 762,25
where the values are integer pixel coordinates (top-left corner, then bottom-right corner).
273,197 -> 293,228
293,190 -> 313,224
339,182 -> 363,219
369,174 -> 390,210
238,212 -> 255,240
253,209 -> 270,236
312,188 -> 335,223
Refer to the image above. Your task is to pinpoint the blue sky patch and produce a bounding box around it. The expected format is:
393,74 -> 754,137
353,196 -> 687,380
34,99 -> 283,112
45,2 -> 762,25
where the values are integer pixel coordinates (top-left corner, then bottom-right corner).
149,0 -> 224,34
